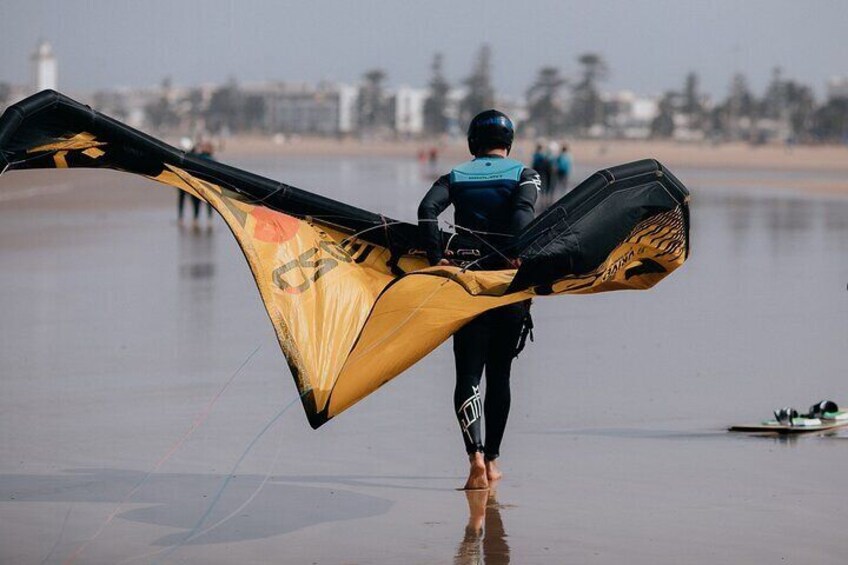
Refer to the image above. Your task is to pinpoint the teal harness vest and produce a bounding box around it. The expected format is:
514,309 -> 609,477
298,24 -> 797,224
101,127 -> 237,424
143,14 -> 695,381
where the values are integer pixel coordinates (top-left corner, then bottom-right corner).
448,157 -> 525,232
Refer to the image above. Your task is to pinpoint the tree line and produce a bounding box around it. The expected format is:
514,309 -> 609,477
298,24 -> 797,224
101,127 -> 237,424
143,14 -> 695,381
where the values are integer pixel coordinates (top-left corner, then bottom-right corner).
420,48 -> 847,143
3,46 -> 846,143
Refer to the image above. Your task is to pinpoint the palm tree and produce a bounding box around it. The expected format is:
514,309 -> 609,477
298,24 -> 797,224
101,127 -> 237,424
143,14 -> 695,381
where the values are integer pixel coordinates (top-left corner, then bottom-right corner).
526,67 -> 567,136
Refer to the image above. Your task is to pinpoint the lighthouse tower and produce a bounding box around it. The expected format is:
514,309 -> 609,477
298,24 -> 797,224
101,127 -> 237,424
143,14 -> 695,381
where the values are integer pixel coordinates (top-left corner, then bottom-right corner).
31,40 -> 58,93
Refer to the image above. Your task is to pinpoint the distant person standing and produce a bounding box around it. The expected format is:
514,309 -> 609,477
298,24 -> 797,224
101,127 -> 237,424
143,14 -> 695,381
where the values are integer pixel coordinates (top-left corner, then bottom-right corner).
176,173 -> 202,229
555,143 -> 573,193
178,139 -> 217,230
195,140 -> 216,226
531,143 -> 552,207
428,146 -> 439,167
427,146 -> 440,177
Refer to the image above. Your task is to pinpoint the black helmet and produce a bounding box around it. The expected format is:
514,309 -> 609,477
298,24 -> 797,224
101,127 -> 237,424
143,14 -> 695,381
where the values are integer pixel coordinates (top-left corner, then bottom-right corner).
467,109 -> 514,156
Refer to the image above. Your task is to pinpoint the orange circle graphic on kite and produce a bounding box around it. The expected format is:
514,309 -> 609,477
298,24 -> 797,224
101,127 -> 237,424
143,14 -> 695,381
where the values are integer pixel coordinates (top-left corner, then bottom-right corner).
250,207 -> 299,243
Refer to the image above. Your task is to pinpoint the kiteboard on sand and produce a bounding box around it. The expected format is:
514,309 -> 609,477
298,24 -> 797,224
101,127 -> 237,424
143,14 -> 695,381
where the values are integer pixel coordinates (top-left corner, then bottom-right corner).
729,400 -> 848,434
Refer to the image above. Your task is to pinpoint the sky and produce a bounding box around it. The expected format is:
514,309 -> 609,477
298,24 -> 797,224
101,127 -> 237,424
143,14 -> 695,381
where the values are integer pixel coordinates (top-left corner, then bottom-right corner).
1,0 -> 847,100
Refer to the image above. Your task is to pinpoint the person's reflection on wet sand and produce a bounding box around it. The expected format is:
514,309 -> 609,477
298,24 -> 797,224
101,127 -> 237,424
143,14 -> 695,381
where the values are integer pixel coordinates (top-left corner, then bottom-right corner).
454,484 -> 510,564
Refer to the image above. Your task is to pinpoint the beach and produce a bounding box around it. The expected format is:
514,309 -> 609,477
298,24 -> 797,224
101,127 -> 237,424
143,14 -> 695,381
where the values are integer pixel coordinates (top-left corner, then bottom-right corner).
0,153 -> 847,564
215,137 -> 848,193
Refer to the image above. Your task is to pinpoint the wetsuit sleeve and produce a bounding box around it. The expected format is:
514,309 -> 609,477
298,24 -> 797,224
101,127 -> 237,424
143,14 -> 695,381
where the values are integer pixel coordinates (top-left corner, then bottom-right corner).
417,174 -> 452,265
509,167 -> 540,235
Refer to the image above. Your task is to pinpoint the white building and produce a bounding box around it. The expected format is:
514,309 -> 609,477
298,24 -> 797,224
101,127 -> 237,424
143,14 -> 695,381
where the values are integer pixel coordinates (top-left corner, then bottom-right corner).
262,82 -> 359,135
393,86 -> 427,135
605,91 -> 659,139
31,40 -> 57,93
827,76 -> 848,101
337,84 -> 358,134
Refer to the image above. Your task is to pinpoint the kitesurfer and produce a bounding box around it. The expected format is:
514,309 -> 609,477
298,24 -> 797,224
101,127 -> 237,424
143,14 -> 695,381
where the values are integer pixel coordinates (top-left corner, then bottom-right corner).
555,142 -> 573,192
418,110 -> 540,490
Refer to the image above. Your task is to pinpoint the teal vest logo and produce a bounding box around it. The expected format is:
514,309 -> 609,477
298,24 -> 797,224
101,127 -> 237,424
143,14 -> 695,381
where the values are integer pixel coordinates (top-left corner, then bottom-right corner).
450,158 -> 524,185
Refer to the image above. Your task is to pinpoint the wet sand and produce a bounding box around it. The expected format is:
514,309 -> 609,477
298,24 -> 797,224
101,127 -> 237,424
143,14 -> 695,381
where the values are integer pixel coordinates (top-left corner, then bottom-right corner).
217,137 -> 848,191
1,159 -> 847,564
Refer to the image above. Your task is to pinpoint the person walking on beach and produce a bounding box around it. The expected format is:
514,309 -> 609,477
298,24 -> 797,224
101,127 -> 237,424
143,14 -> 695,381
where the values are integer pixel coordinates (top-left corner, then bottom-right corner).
531,142 -> 556,208
531,143 -> 551,194
555,142 -> 573,193
195,140 -> 217,226
178,139 -> 217,229
176,174 -> 203,228
418,110 -> 539,490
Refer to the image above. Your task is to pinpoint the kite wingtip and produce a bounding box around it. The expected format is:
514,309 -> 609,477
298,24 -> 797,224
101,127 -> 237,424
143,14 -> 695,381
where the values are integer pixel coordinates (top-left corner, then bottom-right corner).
298,389 -> 331,429
306,409 -> 331,430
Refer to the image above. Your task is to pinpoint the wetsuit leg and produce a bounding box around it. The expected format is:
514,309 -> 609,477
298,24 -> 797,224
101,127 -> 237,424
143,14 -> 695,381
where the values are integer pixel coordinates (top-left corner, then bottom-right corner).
483,302 -> 526,460
191,194 -> 201,220
453,316 -> 489,454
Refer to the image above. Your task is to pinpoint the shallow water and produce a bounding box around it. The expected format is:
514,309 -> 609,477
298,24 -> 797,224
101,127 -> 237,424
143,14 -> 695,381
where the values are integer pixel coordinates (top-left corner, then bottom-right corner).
0,156 -> 846,564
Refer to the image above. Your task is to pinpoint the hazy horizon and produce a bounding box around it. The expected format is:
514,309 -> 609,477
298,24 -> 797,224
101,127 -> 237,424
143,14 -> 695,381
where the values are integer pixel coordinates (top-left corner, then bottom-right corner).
1,0 -> 847,100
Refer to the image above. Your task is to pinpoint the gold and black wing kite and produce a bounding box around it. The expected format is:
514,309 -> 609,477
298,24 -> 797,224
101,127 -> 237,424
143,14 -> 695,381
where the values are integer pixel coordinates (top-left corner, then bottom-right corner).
0,91 -> 690,428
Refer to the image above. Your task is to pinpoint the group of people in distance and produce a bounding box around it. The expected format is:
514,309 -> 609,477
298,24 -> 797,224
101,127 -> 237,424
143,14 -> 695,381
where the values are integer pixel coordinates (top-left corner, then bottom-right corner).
532,141 -> 573,208
176,139 -> 217,229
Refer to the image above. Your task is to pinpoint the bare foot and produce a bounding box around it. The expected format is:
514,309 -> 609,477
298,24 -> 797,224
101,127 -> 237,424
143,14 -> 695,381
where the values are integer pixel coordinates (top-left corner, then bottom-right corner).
485,459 -> 503,481
463,452 -> 489,490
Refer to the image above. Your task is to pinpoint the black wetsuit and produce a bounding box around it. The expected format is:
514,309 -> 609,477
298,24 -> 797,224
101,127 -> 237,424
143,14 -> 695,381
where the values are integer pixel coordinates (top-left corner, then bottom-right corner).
418,155 -> 539,459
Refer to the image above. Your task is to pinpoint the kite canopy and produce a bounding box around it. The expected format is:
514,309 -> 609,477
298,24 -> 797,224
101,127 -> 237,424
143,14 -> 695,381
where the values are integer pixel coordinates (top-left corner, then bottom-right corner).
0,91 -> 690,428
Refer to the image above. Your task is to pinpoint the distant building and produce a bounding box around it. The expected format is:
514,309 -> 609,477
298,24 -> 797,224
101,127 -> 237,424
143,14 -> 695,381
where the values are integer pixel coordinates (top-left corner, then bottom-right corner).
263,82 -> 359,135
393,86 -> 427,135
827,76 -> 848,101
31,40 -> 57,93
495,95 -> 528,131
93,88 -> 162,129
444,87 -> 466,135
337,84 -> 358,134
604,91 -> 658,139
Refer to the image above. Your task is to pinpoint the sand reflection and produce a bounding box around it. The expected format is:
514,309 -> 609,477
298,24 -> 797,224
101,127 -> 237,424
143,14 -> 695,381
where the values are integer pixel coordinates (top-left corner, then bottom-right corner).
455,486 -> 509,564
